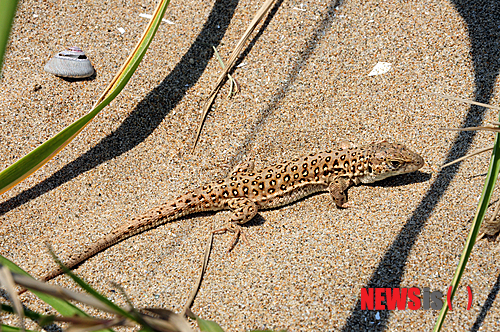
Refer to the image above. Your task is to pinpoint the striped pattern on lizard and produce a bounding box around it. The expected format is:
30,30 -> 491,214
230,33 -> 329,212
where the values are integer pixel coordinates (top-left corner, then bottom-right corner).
37,140 -> 424,284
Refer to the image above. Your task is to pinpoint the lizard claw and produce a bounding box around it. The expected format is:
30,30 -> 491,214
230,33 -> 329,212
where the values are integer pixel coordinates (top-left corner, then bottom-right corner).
213,223 -> 249,252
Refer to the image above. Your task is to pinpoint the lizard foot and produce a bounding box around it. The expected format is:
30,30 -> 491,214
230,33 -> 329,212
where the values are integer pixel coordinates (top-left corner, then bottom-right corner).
213,223 -> 249,252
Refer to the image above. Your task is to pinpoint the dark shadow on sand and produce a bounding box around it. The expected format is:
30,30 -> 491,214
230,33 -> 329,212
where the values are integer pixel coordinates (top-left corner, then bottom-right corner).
341,1 -> 500,330
0,0 -> 284,215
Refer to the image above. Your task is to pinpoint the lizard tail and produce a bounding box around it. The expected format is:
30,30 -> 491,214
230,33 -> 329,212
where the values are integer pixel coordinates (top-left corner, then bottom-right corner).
38,189 -> 214,283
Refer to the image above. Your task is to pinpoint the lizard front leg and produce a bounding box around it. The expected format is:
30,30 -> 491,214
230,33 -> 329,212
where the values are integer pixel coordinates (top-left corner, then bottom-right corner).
328,177 -> 352,208
213,197 -> 258,251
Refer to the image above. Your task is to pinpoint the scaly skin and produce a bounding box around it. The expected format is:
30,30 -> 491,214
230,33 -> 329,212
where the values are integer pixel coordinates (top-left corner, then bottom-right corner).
38,141 -> 424,283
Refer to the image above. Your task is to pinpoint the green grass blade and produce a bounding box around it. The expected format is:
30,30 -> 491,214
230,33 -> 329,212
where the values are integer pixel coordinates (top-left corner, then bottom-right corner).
0,0 -> 18,72
1,325 -> 37,332
1,303 -> 46,324
0,255 -> 115,332
0,255 -> 87,317
433,133 -> 500,331
197,318 -> 225,332
0,0 -> 171,195
47,249 -> 142,325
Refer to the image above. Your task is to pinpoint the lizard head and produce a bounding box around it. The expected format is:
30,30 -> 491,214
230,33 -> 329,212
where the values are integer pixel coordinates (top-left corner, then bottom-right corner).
359,141 -> 424,183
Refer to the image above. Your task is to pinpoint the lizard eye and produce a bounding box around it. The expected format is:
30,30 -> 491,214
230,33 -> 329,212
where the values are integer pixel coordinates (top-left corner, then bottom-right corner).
388,160 -> 401,169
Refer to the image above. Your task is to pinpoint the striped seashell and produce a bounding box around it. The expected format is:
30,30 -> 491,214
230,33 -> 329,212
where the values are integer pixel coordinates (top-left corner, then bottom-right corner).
44,47 -> 95,78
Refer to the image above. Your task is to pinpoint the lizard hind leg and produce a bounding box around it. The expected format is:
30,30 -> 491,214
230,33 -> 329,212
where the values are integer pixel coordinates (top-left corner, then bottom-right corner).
230,158 -> 255,175
213,197 -> 258,251
338,139 -> 357,150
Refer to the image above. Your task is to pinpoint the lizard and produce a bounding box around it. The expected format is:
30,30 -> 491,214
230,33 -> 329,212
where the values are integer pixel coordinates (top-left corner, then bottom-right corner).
33,140 -> 424,285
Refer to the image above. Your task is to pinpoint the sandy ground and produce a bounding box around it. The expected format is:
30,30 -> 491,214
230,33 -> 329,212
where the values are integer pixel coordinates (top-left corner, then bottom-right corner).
1,0 -> 500,330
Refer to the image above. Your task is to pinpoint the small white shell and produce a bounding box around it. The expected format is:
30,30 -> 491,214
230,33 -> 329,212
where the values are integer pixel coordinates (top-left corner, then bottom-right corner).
44,47 -> 95,78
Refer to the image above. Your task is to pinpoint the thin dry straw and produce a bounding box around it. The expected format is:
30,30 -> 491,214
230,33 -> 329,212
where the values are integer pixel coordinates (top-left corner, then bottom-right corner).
192,0 -> 277,152
435,93 -> 500,168
182,231 -> 213,316
431,92 -> 500,111
213,46 -> 240,98
441,126 -> 500,133
441,146 -> 494,168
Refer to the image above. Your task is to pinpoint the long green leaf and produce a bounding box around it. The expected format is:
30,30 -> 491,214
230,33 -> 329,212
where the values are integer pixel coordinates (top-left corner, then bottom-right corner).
0,255 -> 86,317
1,325 -> 37,332
0,0 -> 171,195
47,249 -> 141,325
1,303 -> 59,327
0,255 -> 115,332
197,318 -> 225,332
0,0 -> 18,71
1,303 -> 44,323
433,132 -> 500,331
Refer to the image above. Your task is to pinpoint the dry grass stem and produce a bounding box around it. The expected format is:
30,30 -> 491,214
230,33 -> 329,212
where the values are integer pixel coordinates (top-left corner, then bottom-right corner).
441,146 -> 494,169
8,271 -> 123,314
182,232 -> 214,316
0,266 -> 25,332
62,317 -> 129,332
213,46 -> 240,98
192,0 -> 277,152
432,93 -> 500,111
441,126 -> 500,133
477,200 -> 500,241
142,312 -> 193,332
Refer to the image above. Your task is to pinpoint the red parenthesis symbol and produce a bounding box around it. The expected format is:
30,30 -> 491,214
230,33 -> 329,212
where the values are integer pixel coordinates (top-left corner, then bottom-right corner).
447,286 -> 453,311
467,286 -> 473,310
